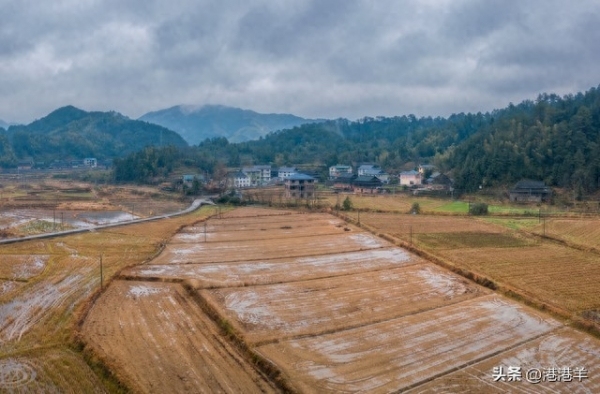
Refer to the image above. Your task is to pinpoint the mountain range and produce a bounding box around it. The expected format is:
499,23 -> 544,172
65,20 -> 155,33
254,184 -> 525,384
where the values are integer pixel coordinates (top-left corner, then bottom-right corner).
0,106 -> 187,165
139,104 -> 323,145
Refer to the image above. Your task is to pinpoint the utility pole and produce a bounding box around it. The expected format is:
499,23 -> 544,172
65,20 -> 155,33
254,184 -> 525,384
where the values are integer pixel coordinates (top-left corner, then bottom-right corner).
100,255 -> 103,290
543,216 -> 546,237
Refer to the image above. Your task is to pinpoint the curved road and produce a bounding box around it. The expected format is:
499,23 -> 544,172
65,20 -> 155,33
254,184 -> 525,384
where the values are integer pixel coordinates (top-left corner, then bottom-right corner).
0,198 -> 215,245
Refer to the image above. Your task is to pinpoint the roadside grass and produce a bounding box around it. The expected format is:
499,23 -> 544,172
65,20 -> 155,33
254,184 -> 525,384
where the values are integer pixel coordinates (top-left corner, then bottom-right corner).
18,220 -> 57,235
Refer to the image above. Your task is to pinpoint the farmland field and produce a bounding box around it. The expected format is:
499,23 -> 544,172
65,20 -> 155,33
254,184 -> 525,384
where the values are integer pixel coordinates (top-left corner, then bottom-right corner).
531,217 -> 600,250
0,199 -> 218,393
83,206 -> 600,393
81,280 -> 277,393
321,193 -> 556,215
355,211 -> 600,318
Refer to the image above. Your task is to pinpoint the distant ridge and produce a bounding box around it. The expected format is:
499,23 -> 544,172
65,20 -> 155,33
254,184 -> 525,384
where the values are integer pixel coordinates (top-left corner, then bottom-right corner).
1,106 -> 187,164
0,119 -> 12,129
139,104 -> 325,144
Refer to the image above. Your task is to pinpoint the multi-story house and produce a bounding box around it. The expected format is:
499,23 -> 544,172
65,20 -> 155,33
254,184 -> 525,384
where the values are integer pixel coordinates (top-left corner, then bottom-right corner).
242,165 -> 271,186
329,164 -> 353,179
285,173 -> 316,199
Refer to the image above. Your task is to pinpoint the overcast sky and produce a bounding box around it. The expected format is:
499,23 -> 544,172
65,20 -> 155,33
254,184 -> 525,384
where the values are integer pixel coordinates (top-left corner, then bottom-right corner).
1,0 -> 599,124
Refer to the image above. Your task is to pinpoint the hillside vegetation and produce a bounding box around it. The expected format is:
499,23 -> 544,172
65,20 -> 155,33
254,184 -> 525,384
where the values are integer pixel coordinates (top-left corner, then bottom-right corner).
0,106 -> 187,166
116,85 -> 600,195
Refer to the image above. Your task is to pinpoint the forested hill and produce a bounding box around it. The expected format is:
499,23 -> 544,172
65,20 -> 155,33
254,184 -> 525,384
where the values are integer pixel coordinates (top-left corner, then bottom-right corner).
0,106 -> 187,166
448,87 -> 600,193
185,85 -> 600,193
189,109 -> 494,178
112,84 -> 600,193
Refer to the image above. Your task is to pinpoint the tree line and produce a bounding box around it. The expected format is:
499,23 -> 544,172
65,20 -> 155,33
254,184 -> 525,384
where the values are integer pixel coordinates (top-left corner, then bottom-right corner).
113,85 -> 600,197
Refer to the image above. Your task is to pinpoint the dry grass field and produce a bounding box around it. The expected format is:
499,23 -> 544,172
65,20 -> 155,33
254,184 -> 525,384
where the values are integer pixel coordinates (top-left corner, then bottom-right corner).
322,193 -> 444,213
83,207 -> 600,393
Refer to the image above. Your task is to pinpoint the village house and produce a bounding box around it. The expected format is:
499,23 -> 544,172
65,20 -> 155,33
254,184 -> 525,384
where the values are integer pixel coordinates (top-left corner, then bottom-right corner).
418,164 -> 436,176
228,171 -> 251,188
242,165 -> 271,186
329,164 -> 353,179
358,164 -> 389,183
83,157 -> 97,168
332,173 -> 356,192
285,173 -> 316,199
278,167 -> 298,179
399,170 -> 422,186
426,172 -> 453,190
17,158 -> 34,170
509,180 -> 552,203
182,174 -> 205,187
352,175 -> 383,193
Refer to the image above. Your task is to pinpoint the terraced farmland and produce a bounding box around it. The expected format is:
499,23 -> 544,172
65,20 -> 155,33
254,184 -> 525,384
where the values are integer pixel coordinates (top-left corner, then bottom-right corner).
83,207 -> 600,393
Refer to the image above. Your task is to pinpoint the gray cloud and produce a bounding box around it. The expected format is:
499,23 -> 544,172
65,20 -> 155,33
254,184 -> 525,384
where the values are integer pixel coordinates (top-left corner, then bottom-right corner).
1,0 -> 599,124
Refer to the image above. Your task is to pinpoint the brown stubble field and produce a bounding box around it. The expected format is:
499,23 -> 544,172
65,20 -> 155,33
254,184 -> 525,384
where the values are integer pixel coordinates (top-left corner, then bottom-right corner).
0,202 -> 218,392
353,211 -> 600,325
81,280 -> 278,394
83,207 -> 600,393
531,217 -> 600,250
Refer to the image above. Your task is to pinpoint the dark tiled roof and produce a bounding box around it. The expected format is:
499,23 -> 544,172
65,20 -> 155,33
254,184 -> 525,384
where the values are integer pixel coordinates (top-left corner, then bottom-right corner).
287,173 -> 315,181
512,179 -> 549,191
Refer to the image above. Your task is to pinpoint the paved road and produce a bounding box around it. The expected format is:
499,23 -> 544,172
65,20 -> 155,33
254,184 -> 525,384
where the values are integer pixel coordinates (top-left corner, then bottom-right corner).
0,198 -> 215,245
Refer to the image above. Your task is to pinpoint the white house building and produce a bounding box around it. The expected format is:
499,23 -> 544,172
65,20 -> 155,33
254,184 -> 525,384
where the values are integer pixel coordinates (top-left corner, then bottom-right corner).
242,165 -> 271,186
399,170 -> 422,186
232,171 -> 251,188
83,158 -> 97,168
278,167 -> 298,179
329,164 -> 353,179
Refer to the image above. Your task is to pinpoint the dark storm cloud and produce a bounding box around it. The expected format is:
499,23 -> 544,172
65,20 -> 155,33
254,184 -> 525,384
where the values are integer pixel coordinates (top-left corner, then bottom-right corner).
0,0 -> 599,123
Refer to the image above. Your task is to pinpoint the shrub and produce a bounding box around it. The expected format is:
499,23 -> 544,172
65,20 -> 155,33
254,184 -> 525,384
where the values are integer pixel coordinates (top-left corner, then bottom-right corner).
469,202 -> 488,215
342,196 -> 353,211
410,202 -> 421,214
